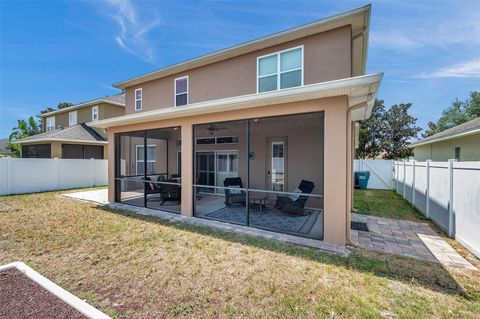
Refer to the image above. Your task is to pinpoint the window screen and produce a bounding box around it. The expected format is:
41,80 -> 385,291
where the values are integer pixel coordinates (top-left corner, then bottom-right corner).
62,144 -> 103,159
21,144 -> 51,158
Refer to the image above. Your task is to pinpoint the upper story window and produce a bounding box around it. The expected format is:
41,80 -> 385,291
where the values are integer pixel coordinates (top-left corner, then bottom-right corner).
46,116 -> 55,132
68,111 -> 77,126
92,106 -> 99,121
135,88 -> 142,111
175,76 -> 188,107
257,46 -> 303,93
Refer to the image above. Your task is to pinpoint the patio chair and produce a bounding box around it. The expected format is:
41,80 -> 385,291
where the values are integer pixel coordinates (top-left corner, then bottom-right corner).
275,180 -> 315,215
223,177 -> 246,207
143,176 -> 161,201
159,178 -> 181,205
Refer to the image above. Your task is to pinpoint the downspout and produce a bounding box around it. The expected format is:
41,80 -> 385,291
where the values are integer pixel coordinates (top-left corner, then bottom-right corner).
345,102 -> 367,245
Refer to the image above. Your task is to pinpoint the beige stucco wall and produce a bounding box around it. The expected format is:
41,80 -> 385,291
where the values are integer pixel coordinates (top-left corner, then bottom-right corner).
124,26 -> 352,114
107,96 -> 350,245
414,133 -> 480,161
99,103 -> 125,120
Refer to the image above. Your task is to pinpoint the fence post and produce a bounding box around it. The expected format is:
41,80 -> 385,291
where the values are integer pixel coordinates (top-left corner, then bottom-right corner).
412,160 -> 416,207
403,160 -> 406,198
425,160 -> 431,218
90,158 -> 95,186
393,161 -> 398,194
6,158 -> 12,195
448,159 -> 455,237
55,158 -> 60,190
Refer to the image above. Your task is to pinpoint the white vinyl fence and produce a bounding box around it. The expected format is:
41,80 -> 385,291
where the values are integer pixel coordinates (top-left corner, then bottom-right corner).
0,158 -> 108,196
354,159 -> 393,190
394,160 -> 480,258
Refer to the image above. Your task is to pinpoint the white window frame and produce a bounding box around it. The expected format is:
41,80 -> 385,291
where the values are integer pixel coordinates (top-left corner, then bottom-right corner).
68,111 -> 77,126
271,141 -> 285,191
174,76 -> 189,107
46,116 -> 55,132
135,88 -> 142,111
92,106 -> 99,121
256,45 -> 304,93
135,144 -> 156,175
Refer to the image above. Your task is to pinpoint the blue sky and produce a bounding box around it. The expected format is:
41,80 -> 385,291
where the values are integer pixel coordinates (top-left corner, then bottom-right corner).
1,0 -> 479,138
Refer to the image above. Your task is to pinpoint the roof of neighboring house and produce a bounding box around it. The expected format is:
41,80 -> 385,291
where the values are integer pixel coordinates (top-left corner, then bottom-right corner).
0,139 -> 14,155
15,123 -> 107,145
39,93 -> 125,117
113,4 -> 371,89
411,117 -> 480,147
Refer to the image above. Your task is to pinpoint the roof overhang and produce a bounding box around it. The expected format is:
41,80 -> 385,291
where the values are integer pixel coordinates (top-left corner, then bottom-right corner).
114,5 -> 371,89
39,100 -> 125,118
91,73 -> 383,129
16,138 -> 108,145
410,128 -> 480,147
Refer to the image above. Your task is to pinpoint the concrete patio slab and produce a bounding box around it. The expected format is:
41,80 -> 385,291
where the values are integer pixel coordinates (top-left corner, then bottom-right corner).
351,213 -> 476,270
62,189 -> 108,205
61,189 -> 348,256
107,202 -> 350,257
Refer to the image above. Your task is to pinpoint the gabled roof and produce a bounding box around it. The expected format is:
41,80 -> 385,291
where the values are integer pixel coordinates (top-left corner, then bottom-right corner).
114,5 -> 371,89
15,123 -> 107,145
92,73 -> 383,129
0,139 -> 14,155
411,117 -> 480,147
39,93 -> 125,118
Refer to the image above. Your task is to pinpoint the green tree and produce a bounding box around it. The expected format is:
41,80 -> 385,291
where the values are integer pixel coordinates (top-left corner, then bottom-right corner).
40,107 -> 55,114
423,91 -> 480,137
7,117 -> 42,157
382,103 -> 422,159
356,99 -> 385,159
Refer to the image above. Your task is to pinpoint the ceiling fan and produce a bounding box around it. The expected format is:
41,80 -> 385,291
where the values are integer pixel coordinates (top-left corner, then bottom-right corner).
206,124 -> 229,135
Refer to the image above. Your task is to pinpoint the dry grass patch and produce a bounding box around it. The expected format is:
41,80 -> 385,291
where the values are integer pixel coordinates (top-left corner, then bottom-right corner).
0,190 -> 479,318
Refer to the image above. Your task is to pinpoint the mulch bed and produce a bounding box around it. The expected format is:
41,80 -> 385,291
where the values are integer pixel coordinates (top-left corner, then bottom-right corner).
0,268 -> 87,319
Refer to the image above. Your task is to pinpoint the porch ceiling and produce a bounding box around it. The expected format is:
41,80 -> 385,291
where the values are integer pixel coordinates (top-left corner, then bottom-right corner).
91,73 -> 383,129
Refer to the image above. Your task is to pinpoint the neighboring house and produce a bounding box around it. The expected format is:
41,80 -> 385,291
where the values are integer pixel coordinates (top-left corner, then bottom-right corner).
0,139 -> 14,157
412,117 -> 480,161
16,94 -> 125,159
92,5 -> 382,247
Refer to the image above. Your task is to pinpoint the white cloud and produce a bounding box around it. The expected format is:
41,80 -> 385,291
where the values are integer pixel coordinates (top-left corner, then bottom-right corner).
371,3 -> 480,52
415,59 -> 480,78
102,0 -> 161,63
370,32 -> 420,50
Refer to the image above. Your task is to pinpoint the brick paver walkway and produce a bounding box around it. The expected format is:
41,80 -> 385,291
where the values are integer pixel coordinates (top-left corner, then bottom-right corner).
351,213 -> 476,270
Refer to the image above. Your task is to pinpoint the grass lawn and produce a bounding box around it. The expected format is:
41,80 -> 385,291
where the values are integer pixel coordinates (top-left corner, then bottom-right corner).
354,189 -> 427,221
1,190 -> 479,318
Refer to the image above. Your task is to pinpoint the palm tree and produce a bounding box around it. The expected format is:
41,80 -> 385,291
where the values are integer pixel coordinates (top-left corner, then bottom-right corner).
8,116 -> 42,157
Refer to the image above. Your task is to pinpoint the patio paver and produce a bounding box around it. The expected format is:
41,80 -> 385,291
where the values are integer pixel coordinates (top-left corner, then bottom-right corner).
351,213 -> 476,270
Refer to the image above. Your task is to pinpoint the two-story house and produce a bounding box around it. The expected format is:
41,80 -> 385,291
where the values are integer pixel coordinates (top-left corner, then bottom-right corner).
17,93 -> 125,159
92,5 -> 382,247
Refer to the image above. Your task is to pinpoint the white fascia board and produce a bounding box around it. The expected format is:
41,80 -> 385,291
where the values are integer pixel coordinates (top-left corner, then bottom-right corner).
16,138 -> 108,145
410,128 -> 480,147
92,73 -> 383,129
39,100 -> 125,118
